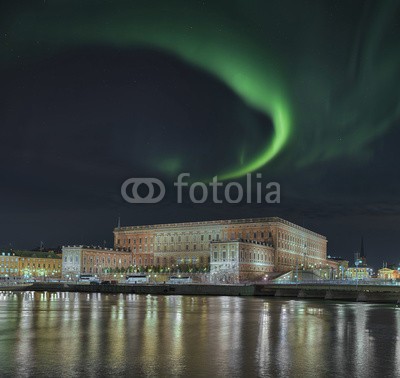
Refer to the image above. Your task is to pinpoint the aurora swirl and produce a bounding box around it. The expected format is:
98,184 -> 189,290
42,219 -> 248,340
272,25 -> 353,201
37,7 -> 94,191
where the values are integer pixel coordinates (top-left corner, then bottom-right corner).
3,0 -> 292,180
2,0 -> 399,180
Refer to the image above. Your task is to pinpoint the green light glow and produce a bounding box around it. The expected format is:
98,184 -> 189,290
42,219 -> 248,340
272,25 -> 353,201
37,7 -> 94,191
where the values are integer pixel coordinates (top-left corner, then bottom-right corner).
155,157 -> 183,176
4,1 -> 293,180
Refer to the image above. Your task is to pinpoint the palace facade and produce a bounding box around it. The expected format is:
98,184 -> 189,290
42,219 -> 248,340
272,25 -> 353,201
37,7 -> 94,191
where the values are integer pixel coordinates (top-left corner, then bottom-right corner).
111,217 -> 333,280
61,217 -> 335,281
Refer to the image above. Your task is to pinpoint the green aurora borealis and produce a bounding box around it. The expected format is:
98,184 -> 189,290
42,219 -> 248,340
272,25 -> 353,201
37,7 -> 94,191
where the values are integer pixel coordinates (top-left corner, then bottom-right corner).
2,0 -> 400,264
2,0 -> 400,180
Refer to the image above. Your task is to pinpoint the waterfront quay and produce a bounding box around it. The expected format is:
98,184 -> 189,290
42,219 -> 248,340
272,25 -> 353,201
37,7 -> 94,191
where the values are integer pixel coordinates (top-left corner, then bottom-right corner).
1,282 -> 400,304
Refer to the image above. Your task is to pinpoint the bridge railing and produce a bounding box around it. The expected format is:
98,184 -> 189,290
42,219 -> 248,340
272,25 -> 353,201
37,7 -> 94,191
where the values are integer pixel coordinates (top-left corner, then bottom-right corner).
267,279 -> 400,286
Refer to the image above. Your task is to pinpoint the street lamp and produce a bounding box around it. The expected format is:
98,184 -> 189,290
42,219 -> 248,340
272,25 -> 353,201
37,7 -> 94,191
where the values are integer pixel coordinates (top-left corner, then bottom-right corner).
355,258 -> 362,288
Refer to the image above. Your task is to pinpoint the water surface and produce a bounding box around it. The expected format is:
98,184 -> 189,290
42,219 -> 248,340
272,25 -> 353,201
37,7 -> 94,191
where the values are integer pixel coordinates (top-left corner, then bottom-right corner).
0,292 -> 399,377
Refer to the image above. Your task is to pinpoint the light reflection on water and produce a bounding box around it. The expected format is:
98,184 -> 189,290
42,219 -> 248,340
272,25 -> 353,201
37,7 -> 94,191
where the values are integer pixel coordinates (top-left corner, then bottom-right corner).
0,292 -> 399,377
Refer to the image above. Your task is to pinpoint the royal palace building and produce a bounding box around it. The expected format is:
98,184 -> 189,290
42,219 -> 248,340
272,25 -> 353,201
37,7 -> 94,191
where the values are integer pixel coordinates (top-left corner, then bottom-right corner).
112,217 -> 333,280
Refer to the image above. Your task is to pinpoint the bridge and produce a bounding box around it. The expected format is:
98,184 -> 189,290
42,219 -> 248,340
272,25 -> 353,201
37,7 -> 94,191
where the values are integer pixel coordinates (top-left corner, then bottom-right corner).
255,282 -> 400,303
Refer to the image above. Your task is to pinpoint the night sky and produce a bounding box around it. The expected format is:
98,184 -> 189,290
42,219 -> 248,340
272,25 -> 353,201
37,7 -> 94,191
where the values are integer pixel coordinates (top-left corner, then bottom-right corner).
1,0 -> 400,268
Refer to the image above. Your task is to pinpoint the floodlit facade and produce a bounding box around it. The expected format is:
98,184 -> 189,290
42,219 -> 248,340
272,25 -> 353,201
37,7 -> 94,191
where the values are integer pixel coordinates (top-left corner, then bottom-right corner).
113,217 -> 333,280
210,240 -> 275,282
377,267 -> 400,280
0,252 -> 62,279
345,266 -> 373,280
0,253 -> 19,277
18,256 -> 62,278
62,246 -> 132,278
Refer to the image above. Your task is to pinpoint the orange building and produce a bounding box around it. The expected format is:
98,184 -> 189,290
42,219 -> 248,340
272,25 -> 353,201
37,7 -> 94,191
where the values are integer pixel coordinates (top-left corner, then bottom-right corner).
18,256 -> 62,279
1,251 -> 62,279
114,217 -> 332,277
378,267 -> 400,280
63,217 -> 334,281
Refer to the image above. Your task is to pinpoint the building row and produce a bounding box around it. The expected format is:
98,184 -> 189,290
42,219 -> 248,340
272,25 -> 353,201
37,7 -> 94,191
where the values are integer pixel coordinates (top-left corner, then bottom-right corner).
62,217 -> 339,281
0,252 -> 62,279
